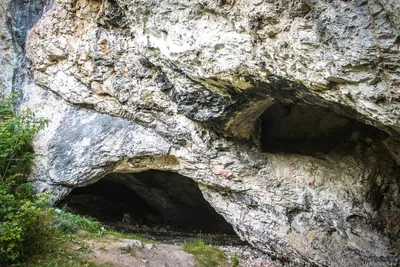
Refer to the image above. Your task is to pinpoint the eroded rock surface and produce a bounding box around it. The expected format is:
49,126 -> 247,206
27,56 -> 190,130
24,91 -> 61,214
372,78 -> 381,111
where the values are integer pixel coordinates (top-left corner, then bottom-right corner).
1,0 -> 400,266
0,0 -> 16,97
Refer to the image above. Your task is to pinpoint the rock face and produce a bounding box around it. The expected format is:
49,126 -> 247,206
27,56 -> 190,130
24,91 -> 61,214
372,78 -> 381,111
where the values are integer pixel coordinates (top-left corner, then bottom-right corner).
0,0 -> 15,97
1,0 -> 399,266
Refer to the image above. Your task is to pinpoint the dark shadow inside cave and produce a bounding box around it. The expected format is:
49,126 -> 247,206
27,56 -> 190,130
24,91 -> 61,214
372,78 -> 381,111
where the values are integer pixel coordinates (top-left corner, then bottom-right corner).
58,170 -> 236,235
259,101 -> 387,156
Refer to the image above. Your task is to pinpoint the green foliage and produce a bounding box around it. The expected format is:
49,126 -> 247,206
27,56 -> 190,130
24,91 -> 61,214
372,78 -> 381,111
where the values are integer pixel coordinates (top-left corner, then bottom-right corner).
182,241 -> 227,267
230,255 -> 240,267
0,95 -> 48,186
0,180 -> 55,265
52,211 -> 103,234
0,95 -> 50,265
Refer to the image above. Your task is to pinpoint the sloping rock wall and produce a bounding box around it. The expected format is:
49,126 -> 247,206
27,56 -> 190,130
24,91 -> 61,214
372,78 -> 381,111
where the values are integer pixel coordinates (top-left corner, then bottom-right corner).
1,0 -> 399,266
0,0 -> 16,97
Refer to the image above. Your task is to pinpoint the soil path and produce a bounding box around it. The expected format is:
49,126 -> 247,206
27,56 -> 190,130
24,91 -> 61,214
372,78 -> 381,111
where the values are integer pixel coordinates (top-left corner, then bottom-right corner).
71,232 -> 281,267
81,236 -> 198,267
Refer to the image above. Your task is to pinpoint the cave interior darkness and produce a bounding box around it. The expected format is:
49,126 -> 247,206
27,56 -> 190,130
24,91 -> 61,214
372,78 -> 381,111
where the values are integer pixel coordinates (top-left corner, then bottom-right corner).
259,101 -> 387,156
59,170 -> 236,235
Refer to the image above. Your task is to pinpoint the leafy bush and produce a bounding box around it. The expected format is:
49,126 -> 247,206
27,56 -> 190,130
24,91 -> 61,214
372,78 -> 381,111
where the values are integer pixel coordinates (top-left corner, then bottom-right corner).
0,95 -> 47,186
0,186 -> 54,264
0,95 -> 50,265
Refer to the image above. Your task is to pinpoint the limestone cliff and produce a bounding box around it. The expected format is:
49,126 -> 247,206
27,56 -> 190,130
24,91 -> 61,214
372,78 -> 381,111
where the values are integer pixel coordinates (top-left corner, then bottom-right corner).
1,0 -> 399,266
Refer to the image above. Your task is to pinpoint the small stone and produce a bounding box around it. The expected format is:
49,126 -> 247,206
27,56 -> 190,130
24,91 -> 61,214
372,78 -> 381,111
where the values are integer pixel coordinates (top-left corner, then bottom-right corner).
128,240 -> 143,248
144,244 -> 155,250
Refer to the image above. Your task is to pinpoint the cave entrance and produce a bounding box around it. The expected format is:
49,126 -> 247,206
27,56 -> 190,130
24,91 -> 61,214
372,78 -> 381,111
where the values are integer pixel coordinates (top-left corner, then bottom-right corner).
59,170 -> 236,235
259,101 -> 385,156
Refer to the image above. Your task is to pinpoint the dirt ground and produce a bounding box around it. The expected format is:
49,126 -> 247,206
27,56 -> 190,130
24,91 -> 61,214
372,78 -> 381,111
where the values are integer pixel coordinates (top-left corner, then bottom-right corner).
78,236 -> 198,267
60,232 -> 282,267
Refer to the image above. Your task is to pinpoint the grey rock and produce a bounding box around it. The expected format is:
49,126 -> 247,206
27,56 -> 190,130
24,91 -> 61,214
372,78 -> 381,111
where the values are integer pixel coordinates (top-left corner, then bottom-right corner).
0,0 -> 15,97
1,0 -> 399,266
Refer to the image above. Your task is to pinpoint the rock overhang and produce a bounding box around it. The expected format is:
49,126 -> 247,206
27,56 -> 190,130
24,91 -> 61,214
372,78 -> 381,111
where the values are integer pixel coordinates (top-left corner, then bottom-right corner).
2,0 -> 399,265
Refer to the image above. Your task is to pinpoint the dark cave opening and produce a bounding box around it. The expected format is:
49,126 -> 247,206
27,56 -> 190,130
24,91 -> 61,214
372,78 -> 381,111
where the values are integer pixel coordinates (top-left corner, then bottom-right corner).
259,101 -> 386,156
60,178 -> 161,223
59,170 -> 236,235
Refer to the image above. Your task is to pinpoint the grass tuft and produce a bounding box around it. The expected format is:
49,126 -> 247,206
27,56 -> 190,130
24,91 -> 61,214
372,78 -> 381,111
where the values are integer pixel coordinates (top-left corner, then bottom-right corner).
231,255 -> 240,267
182,241 -> 227,267
105,230 -> 157,244
52,210 -> 103,234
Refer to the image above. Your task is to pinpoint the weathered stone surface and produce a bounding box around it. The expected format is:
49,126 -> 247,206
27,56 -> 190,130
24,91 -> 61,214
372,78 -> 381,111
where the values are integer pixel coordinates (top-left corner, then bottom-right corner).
1,0 -> 49,97
0,0 -> 15,96
2,0 -> 399,265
